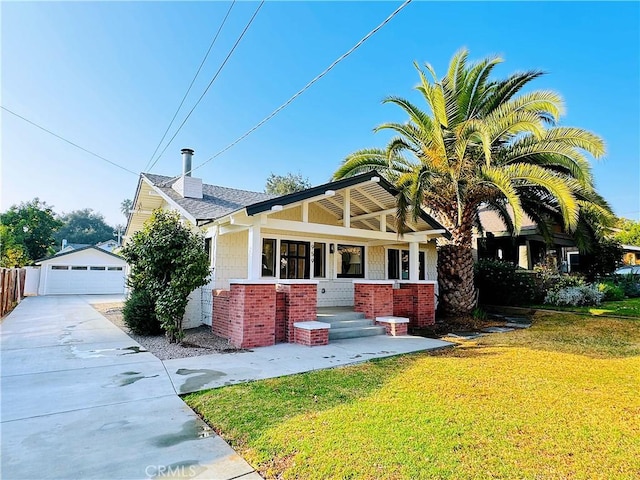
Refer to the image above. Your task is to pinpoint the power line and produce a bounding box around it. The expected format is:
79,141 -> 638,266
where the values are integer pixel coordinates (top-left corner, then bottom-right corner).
143,0 -> 236,172
1,106 -> 139,176
173,0 -> 413,182
147,0 -> 265,173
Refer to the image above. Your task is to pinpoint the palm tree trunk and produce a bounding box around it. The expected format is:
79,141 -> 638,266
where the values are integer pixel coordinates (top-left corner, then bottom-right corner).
437,244 -> 477,316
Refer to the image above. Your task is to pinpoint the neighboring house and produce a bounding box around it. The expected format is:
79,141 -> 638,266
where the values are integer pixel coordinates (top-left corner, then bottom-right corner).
34,246 -> 127,295
621,244 -> 640,266
57,239 -> 119,254
474,207 -> 576,271
124,149 -> 449,347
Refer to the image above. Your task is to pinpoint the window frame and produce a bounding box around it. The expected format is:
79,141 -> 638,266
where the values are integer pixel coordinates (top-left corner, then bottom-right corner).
337,244 -> 365,279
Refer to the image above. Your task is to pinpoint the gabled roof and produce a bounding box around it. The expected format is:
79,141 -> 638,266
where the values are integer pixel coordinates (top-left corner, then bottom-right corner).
143,173 -> 276,222
36,246 -> 125,264
246,170 -> 448,233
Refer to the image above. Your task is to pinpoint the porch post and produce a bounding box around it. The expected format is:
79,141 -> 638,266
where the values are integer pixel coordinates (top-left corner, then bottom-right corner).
247,225 -> 262,280
409,242 -> 419,281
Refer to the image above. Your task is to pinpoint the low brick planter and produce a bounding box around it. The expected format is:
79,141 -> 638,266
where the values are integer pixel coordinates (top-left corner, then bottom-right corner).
293,321 -> 330,346
375,316 -> 410,336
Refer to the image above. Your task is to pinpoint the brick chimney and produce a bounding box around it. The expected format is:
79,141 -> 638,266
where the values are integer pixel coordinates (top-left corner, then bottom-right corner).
172,148 -> 203,199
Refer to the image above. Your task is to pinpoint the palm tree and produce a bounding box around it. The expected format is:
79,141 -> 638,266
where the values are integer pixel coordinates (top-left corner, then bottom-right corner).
333,49 -> 613,316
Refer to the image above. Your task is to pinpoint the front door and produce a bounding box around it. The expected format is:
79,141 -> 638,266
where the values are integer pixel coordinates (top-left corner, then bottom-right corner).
280,240 -> 310,279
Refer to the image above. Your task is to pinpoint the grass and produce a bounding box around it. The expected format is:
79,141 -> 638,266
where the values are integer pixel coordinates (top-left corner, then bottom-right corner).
533,296 -> 640,318
185,312 -> 640,479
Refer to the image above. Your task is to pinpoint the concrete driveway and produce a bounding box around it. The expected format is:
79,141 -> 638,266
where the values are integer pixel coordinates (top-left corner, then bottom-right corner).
1,296 -> 260,480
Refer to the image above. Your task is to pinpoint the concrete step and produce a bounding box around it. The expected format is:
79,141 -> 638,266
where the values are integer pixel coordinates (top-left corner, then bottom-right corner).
322,319 -> 373,329
329,325 -> 386,340
316,310 -> 366,323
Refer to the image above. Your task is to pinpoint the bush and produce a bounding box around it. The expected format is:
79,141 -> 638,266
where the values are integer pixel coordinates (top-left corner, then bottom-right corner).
533,264 -> 587,303
597,281 -> 625,301
615,273 -> 640,298
544,285 -> 604,307
122,288 -> 163,335
475,259 -> 537,306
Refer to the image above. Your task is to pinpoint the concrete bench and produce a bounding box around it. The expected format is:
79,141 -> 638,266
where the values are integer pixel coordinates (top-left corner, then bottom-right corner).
293,321 -> 331,346
375,316 -> 410,336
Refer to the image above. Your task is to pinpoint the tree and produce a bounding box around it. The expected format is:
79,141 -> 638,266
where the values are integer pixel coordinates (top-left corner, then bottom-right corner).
0,225 -> 29,267
121,210 -> 210,343
578,238 -> 623,281
120,199 -> 133,219
333,49 -> 612,316
54,209 -> 115,246
615,218 -> 640,246
0,198 -> 63,264
265,172 -> 311,195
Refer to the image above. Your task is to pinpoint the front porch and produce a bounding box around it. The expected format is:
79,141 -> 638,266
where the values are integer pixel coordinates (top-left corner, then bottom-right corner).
212,280 -> 437,348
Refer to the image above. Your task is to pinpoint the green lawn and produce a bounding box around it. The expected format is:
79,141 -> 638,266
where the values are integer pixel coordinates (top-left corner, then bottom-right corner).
533,296 -> 640,318
185,312 -> 640,479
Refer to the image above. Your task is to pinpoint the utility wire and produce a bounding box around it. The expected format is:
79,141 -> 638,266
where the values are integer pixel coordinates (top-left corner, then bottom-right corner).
1,106 -> 138,176
161,0 -> 413,185
143,0 -> 236,172
147,0 -> 265,173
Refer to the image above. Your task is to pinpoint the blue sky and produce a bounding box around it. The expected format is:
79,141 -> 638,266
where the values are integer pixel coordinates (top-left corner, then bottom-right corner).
2,1 -> 639,227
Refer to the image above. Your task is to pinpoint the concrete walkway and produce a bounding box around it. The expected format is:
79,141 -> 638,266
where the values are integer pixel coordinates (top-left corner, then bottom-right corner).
1,295 -> 452,479
1,296 -> 260,480
165,334 -> 452,394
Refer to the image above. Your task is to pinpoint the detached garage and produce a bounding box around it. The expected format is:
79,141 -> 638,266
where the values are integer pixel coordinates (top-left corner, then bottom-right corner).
36,246 -> 127,295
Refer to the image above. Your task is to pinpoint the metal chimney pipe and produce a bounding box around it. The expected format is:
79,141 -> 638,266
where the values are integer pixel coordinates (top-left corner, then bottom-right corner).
181,148 -> 194,177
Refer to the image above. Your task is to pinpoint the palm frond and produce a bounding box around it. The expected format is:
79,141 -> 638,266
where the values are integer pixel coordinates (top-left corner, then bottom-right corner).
480,166 -> 525,232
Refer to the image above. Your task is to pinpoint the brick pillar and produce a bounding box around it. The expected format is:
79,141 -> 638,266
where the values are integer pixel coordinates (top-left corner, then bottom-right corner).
276,282 -> 318,342
275,290 -> 287,343
228,283 -> 276,348
212,289 -> 230,339
411,282 -> 436,327
393,286 -> 414,319
354,281 -> 393,320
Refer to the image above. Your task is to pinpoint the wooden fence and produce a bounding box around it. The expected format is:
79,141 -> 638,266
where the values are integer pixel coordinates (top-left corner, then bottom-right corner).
1,268 -> 26,317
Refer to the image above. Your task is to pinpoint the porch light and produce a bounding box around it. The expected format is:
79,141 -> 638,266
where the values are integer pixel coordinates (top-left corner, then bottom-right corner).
271,205 -> 283,212
370,176 -> 380,183
324,190 -> 335,197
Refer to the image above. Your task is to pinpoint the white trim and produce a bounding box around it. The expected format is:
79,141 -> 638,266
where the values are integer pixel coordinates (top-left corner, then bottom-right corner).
141,175 -> 198,225
229,279 -> 278,285
293,321 -> 331,330
376,316 -> 409,324
395,280 -> 437,285
277,279 -> 320,285
352,280 -> 395,285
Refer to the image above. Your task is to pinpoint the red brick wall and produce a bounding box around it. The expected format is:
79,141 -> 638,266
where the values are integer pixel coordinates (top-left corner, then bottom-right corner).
392,283 -> 435,327
413,283 -> 435,327
294,327 -> 329,346
276,283 -> 317,342
228,284 -> 276,348
376,321 -> 408,336
354,283 -> 393,319
275,291 -> 287,343
393,287 -> 414,319
212,290 -> 230,338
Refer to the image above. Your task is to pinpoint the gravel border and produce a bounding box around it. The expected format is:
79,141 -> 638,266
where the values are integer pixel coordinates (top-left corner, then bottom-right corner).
91,302 -> 245,360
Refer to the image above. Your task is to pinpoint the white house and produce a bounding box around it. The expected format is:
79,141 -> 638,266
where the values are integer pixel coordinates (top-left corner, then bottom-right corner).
125,149 -> 449,346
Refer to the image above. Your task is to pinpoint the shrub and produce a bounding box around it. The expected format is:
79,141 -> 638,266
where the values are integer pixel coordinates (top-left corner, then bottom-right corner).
597,282 -> 625,301
122,288 -> 163,336
615,273 -> 640,298
544,285 -> 604,307
532,264 -> 586,303
475,259 -> 537,306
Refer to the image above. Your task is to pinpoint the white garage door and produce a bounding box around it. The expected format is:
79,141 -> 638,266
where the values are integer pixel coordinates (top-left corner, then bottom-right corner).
46,266 -> 125,295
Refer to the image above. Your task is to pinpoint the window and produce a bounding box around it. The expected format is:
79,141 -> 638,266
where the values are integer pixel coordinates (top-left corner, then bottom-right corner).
204,238 -> 212,265
388,249 -> 426,280
90,266 -> 106,271
52,265 -> 68,270
262,239 -> 277,277
71,266 -> 88,271
280,240 -> 310,279
337,245 -> 364,278
107,267 -> 123,271
313,242 -> 326,278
